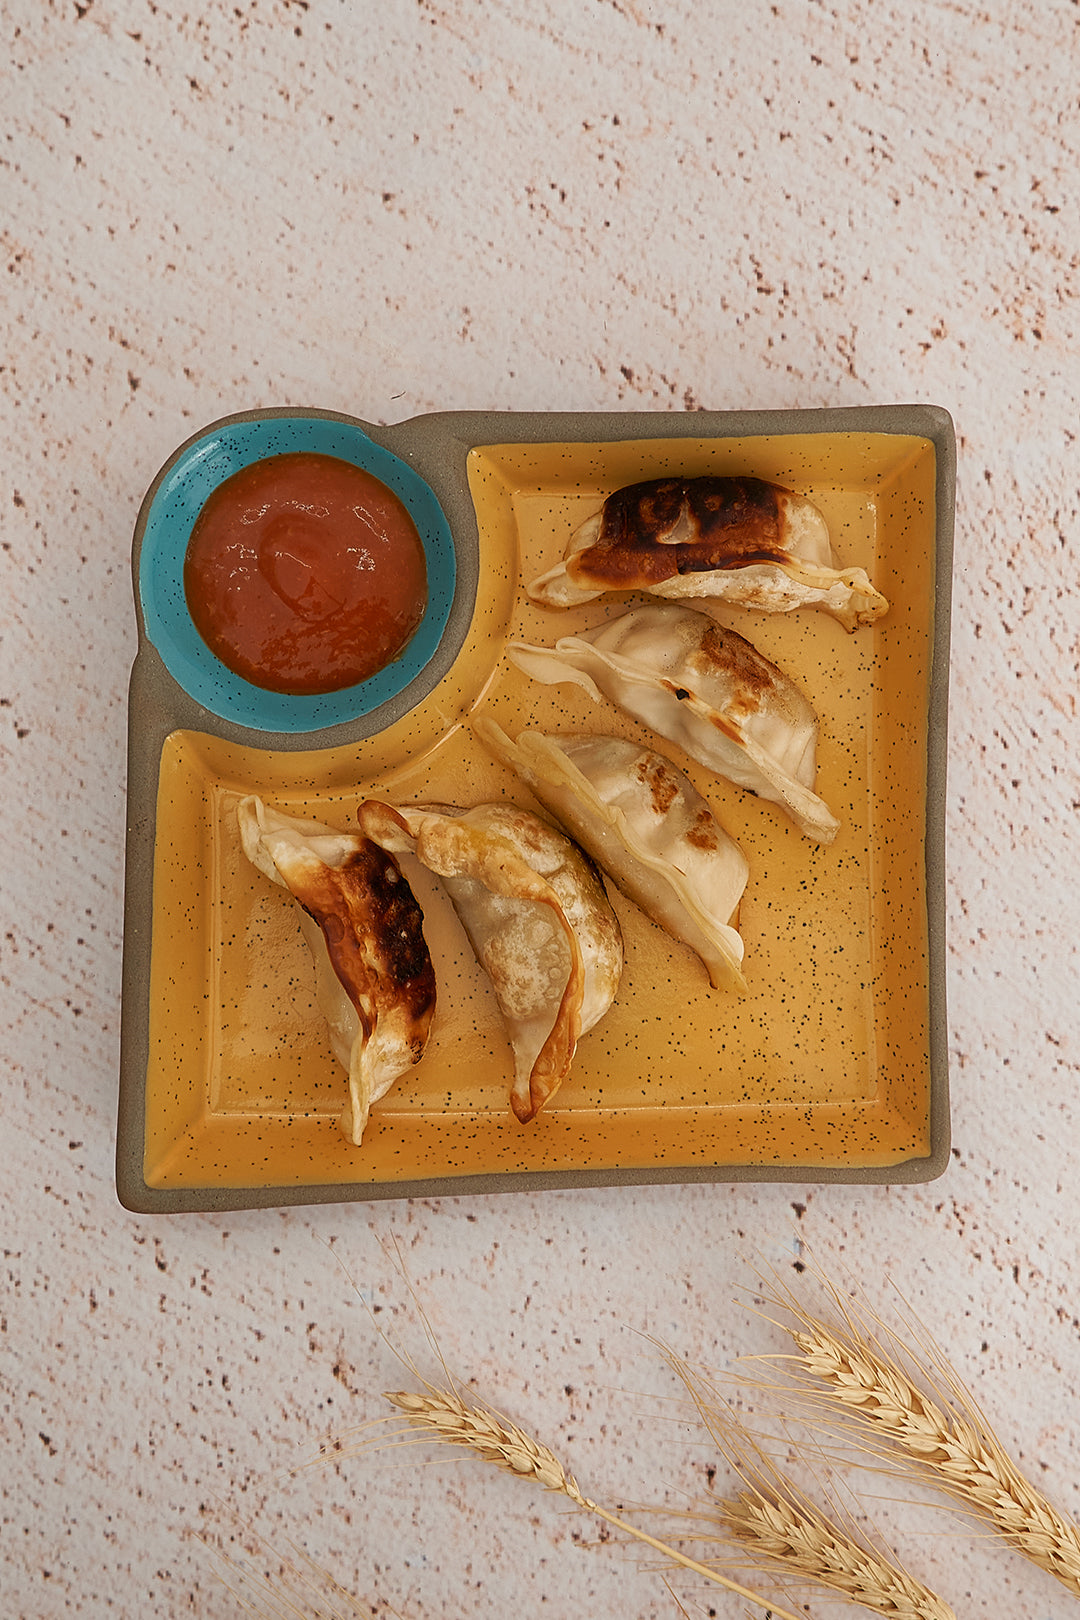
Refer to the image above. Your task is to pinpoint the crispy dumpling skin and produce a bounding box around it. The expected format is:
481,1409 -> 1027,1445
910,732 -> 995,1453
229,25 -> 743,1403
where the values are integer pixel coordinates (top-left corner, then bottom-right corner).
357,799 -> 623,1124
527,474 -> 887,631
508,603 -> 840,845
474,717 -> 750,993
237,796 -> 436,1145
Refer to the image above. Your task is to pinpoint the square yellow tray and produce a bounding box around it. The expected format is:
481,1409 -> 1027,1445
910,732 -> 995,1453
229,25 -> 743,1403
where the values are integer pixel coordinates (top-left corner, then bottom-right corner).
118,406 -> 953,1211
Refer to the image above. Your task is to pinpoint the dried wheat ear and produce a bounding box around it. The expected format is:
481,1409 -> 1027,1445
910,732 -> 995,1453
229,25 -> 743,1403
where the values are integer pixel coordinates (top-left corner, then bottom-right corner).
785,1312 -> 1080,1598
384,1385 -> 808,1620
661,1346 -> 956,1620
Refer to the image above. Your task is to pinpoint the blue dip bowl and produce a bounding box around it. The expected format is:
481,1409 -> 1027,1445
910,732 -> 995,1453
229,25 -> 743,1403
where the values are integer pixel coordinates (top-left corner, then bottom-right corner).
137,412 -> 457,734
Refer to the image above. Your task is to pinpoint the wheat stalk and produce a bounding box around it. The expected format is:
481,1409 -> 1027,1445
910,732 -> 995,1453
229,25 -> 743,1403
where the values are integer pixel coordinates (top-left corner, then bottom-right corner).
784,1309 -> 1080,1597
660,1349 -> 955,1620
717,1487 -> 954,1619
384,1386 -> 808,1620
385,1388 -> 580,1496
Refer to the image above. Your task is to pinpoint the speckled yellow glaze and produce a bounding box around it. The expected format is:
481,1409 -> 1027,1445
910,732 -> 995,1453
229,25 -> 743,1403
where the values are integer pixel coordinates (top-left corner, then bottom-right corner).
142,430 -> 938,1192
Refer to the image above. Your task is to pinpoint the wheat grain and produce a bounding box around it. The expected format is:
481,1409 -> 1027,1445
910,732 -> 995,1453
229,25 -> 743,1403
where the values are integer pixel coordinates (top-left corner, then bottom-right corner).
385,1388 -> 580,1496
718,1485 -> 955,1619
384,1386 -> 807,1620
660,1347 -> 955,1620
787,1313 -> 1080,1597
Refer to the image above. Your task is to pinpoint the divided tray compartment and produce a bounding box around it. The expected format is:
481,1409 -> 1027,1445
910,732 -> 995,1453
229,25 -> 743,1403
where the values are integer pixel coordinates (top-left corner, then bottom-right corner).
118,404 -> 954,1212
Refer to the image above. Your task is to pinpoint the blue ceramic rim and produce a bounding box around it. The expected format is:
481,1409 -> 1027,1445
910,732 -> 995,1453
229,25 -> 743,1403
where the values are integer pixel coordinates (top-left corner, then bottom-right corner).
137,414 -> 457,733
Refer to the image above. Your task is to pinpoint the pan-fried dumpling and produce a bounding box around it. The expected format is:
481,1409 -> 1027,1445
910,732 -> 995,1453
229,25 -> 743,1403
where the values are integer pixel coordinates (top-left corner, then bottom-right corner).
357,799 -> 623,1124
507,603 -> 840,845
474,717 -> 749,993
237,795 -> 437,1145
527,474 -> 887,631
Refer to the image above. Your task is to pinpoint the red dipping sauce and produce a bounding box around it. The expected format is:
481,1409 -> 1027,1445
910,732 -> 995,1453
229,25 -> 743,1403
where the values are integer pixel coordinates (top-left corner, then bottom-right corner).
183,452 -> 428,695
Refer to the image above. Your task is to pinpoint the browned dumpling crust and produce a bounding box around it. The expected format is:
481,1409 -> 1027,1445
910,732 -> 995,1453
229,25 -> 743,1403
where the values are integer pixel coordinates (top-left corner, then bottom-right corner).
237,797 -> 437,1145
293,837 -> 436,1054
574,475 -> 805,584
527,474 -> 888,630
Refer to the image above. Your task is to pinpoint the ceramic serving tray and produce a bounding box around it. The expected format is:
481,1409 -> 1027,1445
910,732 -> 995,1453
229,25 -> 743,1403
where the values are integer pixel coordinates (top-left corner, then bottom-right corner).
117,404 -> 954,1213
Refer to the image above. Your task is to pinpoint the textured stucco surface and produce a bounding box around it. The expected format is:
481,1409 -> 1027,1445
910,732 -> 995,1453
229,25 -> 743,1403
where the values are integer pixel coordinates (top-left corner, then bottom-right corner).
4,1 -> 1080,1615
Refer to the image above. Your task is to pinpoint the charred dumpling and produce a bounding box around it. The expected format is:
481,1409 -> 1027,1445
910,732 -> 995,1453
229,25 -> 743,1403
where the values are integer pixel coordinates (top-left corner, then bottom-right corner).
237,796 -> 436,1145
508,603 -> 840,845
527,474 -> 887,631
357,799 -> 623,1124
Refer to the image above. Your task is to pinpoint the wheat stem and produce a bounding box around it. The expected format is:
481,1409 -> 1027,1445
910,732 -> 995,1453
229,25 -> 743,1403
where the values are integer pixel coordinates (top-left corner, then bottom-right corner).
659,1348 -> 955,1620
384,1388 -> 806,1620
788,1315 -> 1080,1597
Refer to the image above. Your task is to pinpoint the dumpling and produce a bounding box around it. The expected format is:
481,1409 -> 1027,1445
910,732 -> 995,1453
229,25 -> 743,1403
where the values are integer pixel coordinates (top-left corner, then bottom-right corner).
237,796 -> 436,1145
357,799 -> 623,1124
507,603 -> 840,845
473,717 -> 750,993
527,474 -> 887,631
